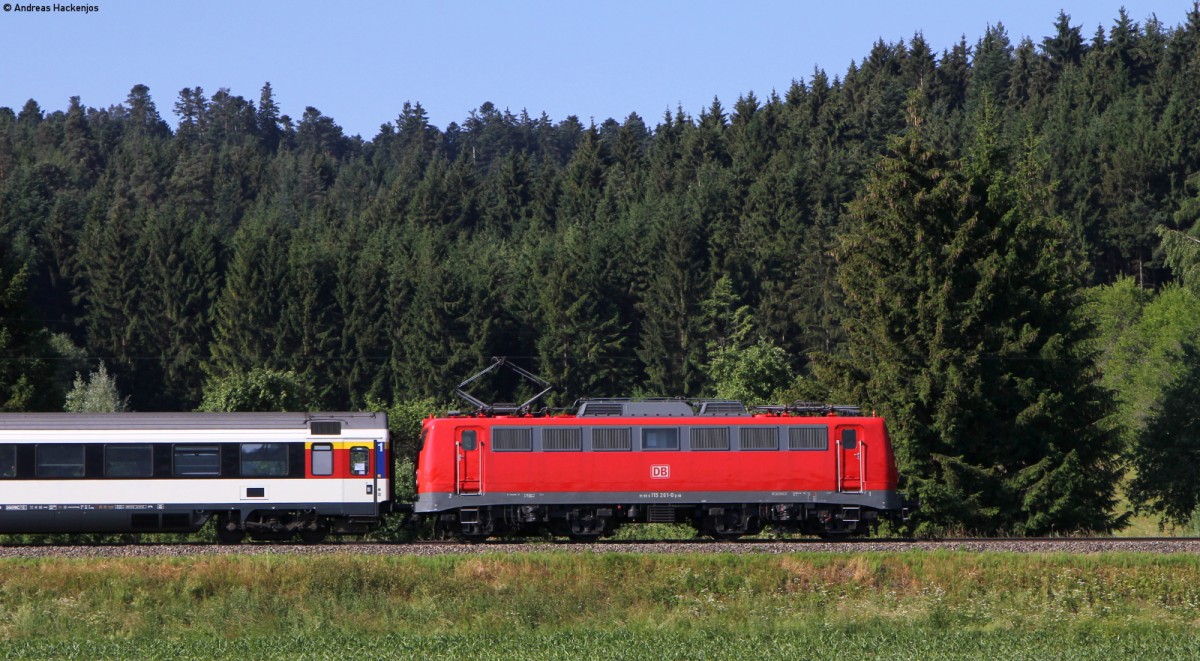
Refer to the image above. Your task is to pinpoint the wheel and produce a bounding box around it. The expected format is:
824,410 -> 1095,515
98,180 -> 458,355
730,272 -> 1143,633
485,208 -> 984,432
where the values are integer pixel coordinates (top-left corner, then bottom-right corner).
298,526 -> 329,544
215,518 -> 246,545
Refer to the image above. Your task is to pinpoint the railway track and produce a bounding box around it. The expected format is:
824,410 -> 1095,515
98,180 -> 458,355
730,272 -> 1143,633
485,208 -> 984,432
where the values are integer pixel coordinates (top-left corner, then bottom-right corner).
5,536 -> 1200,558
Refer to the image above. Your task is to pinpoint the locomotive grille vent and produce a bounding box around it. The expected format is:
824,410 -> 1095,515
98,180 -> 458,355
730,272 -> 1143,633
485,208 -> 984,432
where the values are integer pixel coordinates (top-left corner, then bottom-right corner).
592,427 -> 632,451
690,427 -> 730,450
740,427 -> 779,450
698,401 -> 747,416
310,421 -> 342,435
789,426 -> 828,450
543,428 -> 583,451
647,505 -> 678,523
493,428 -> 533,451
580,402 -> 625,416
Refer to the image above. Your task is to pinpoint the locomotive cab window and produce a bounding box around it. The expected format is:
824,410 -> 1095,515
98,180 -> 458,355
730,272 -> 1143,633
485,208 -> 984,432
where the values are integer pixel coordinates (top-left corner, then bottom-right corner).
0,444 -> 15,478
174,445 -> 220,476
241,443 -> 289,477
36,444 -> 85,478
841,429 -> 858,450
311,443 -> 334,476
104,444 -> 153,478
349,446 -> 370,476
460,430 -> 477,451
642,428 -> 679,451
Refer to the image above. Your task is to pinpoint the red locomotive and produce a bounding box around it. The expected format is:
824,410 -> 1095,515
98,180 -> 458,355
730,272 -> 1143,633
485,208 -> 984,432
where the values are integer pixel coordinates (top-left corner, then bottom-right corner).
415,398 -> 909,539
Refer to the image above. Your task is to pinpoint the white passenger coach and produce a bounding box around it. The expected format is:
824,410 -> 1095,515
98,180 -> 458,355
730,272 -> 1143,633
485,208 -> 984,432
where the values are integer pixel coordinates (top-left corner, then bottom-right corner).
0,412 -> 391,543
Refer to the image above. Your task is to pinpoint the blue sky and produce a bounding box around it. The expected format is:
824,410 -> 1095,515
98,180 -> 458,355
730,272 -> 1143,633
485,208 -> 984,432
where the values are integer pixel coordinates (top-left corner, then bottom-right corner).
0,1 -> 1187,138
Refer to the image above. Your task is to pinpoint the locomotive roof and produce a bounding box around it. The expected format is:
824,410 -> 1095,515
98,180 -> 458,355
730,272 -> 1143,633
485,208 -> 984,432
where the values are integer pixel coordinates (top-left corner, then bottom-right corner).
0,411 -> 388,431
443,399 -> 865,419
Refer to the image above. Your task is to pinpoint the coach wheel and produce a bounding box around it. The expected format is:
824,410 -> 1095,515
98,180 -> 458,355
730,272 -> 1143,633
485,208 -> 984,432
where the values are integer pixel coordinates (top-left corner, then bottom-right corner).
299,526 -> 329,544
215,515 -> 246,545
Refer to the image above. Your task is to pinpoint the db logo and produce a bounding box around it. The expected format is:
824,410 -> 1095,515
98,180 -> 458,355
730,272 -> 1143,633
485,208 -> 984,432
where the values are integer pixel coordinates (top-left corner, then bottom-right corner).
651,465 -> 670,479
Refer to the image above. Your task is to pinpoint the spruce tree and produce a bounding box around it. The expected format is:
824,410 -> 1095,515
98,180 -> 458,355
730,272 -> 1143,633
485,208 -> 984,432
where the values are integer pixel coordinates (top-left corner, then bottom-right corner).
817,99 -> 1122,534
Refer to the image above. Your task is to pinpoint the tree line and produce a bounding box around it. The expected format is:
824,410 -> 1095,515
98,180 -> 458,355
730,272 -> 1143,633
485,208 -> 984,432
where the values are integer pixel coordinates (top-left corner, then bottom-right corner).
3,7 -> 1200,534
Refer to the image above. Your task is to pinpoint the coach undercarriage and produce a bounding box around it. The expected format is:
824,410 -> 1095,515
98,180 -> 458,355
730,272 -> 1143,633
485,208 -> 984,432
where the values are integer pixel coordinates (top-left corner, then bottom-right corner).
214,510 -> 379,544
434,502 -> 881,540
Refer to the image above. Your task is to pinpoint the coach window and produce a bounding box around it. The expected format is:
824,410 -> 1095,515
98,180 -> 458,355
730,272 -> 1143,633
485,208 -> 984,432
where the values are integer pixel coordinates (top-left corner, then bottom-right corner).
241,443 -> 289,477
174,445 -> 220,476
0,444 -> 15,478
349,446 -> 370,476
104,444 -> 154,478
311,443 -> 334,476
36,444 -> 86,478
641,428 -> 679,451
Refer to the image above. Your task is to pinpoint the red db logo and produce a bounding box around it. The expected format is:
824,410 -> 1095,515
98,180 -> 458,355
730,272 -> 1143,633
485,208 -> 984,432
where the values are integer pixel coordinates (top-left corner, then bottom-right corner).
651,465 -> 670,479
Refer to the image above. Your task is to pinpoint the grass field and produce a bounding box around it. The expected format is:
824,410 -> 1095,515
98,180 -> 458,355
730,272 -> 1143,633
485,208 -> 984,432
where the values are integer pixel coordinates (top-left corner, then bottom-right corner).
2,551 -> 1199,659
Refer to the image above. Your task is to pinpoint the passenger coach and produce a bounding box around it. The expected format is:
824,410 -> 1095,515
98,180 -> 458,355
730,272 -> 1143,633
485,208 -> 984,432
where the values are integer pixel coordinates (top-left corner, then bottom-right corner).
0,412 -> 390,543
416,399 -> 908,539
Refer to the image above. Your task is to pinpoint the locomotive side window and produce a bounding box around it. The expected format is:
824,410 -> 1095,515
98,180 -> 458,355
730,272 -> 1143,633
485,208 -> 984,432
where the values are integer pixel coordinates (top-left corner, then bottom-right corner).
311,443 -> 334,476
0,444 -> 15,478
642,428 -> 679,450
36,444 -> 86,478
104,444 -> 153,478
349,446 -> 370,476
174,445 -> 220,476
241,443 -> 289,477
841,429 -> 858,450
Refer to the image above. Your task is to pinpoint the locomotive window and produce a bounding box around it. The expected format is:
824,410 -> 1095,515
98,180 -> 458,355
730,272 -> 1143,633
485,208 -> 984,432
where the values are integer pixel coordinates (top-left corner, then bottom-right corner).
311,443 -> 334,476
174,445 -> 220,476
460,430 -> 477,451
241,443 -> 289,477
592,427 -> 632,451
104,444 -> 153,478
740,427 -> 779,451
690,427 -> 729,450
642,428 -> 679,451
0,444 -> 15,478
349,446 -> 370,476
788,426 -> 828,451
841,429 -> 858,450
35,444 -> 86,478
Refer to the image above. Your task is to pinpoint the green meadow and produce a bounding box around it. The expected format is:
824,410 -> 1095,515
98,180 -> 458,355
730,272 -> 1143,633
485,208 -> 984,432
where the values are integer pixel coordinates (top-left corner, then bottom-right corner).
1,551 -> 1199,659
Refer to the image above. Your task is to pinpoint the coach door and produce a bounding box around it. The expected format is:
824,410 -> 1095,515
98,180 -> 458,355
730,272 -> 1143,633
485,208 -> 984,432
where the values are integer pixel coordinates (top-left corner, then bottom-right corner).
456,427 -> 483,495
347,444 -> 375,504
836,426 -> 864,493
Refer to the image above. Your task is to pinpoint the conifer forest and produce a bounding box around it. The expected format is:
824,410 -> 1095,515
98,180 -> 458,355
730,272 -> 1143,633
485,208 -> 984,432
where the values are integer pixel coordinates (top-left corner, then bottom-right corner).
5,8 -> 1200,534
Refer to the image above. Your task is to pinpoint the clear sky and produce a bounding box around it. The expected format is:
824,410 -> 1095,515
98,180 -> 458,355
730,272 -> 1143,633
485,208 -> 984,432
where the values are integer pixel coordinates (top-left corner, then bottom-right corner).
0,0 -> 1188,138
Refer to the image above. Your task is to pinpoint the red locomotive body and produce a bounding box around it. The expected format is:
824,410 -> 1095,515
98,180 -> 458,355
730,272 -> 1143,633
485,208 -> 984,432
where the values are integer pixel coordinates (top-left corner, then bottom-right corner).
415,399 -> 908,539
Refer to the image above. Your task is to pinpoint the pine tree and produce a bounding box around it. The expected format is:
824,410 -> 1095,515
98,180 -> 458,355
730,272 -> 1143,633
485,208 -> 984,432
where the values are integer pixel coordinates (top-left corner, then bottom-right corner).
816,98 -> 1122,534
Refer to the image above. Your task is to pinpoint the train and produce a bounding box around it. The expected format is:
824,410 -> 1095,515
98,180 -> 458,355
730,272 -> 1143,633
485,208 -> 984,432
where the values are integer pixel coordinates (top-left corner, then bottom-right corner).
0,400 -> 910,542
